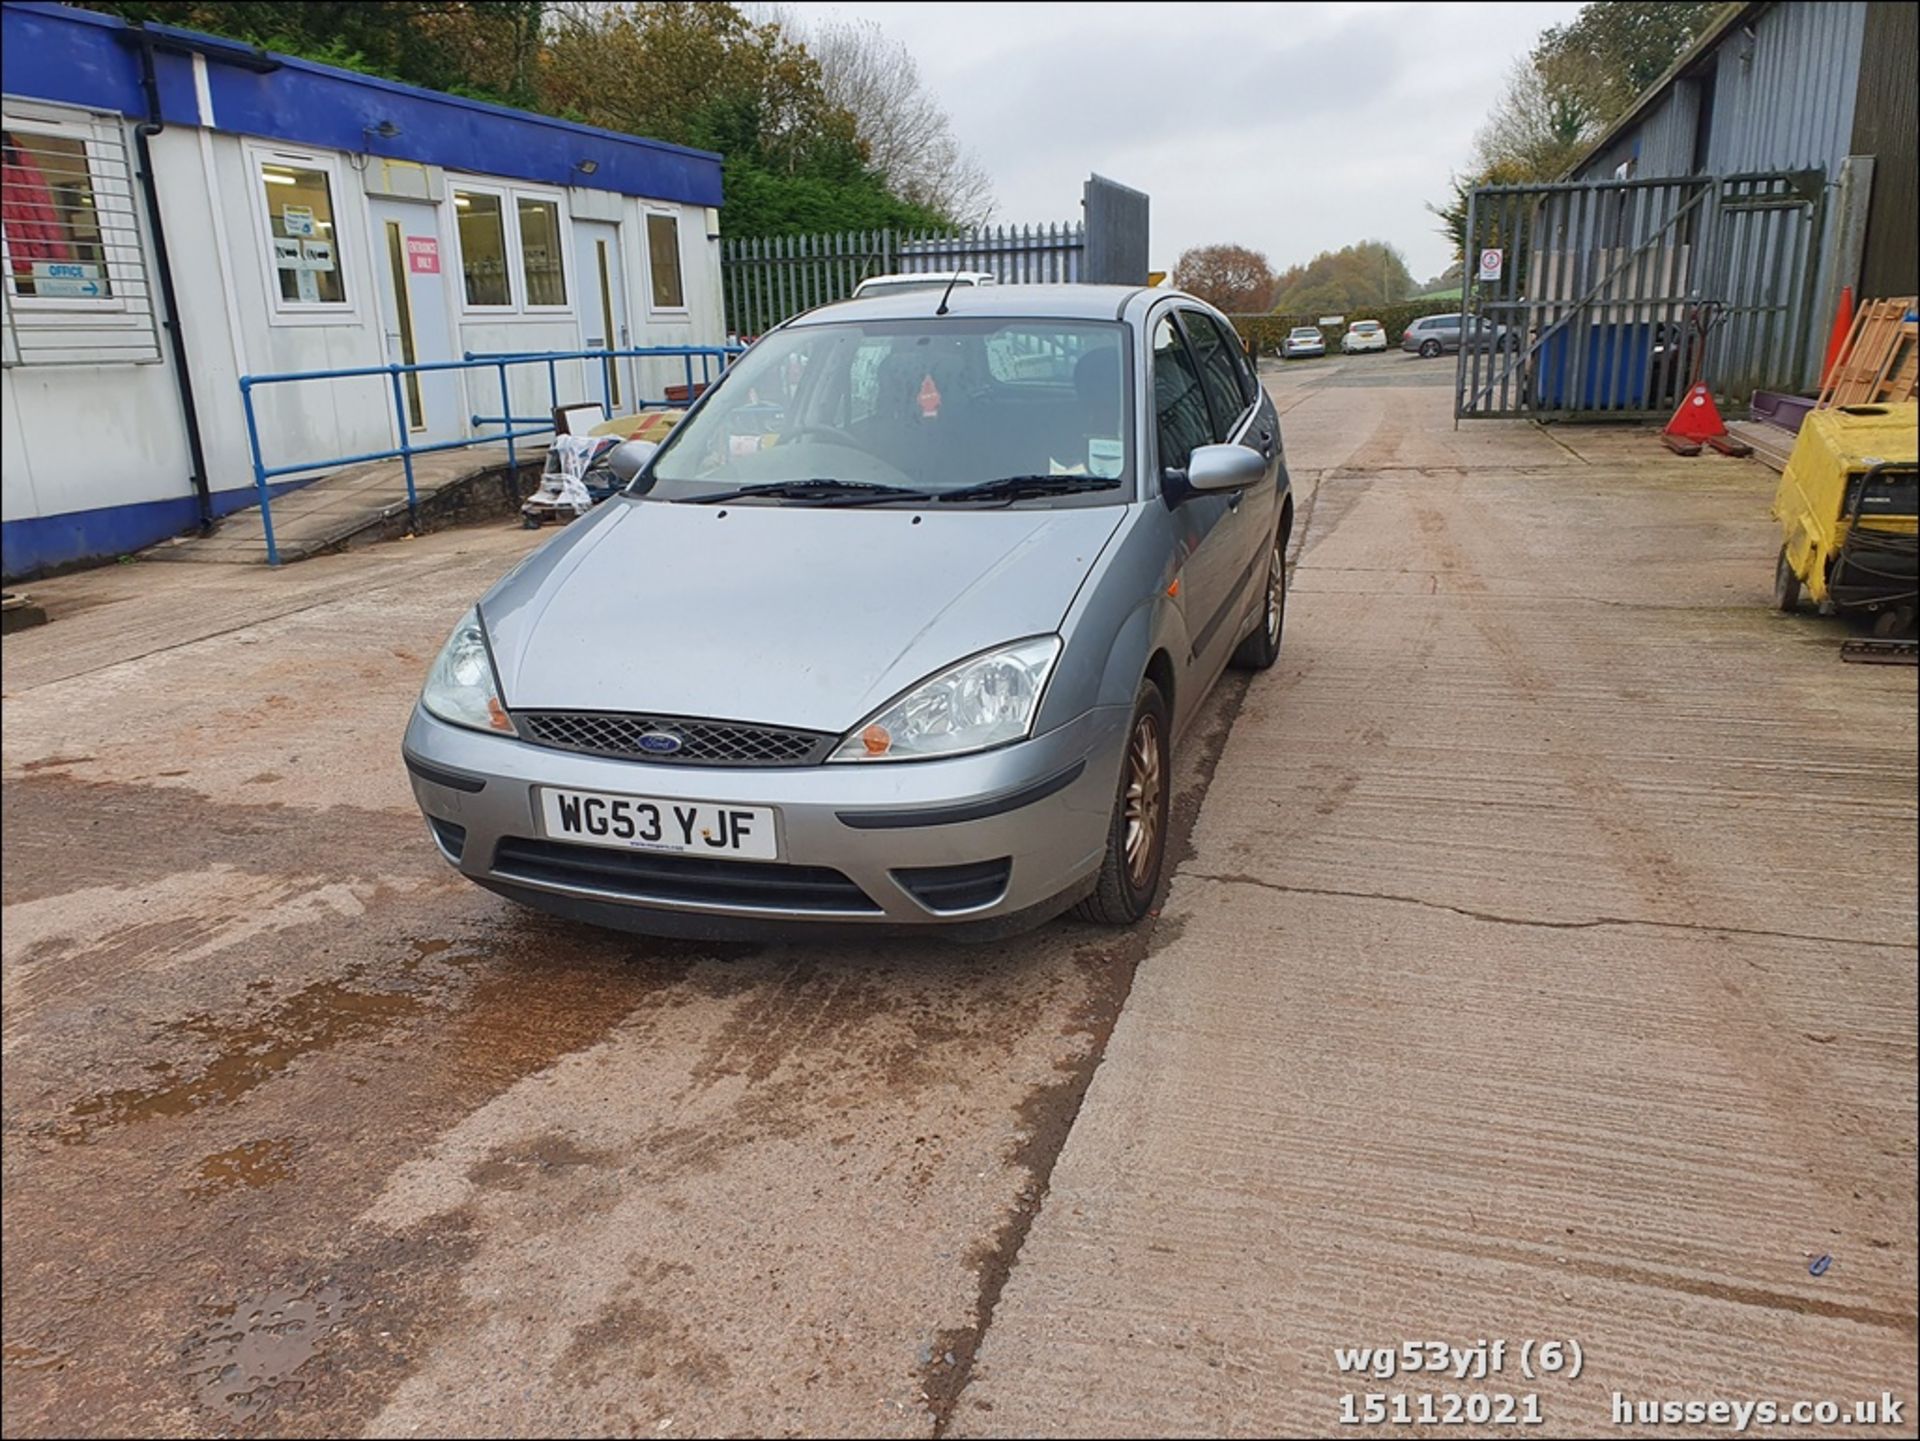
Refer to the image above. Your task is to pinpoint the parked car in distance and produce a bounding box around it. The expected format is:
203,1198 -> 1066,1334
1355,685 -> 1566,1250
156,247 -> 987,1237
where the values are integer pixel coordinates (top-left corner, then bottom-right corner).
852,270 -> 996,298
404,285 -> 1294,941
1341,320 -> 1387,354
1283,326 -> 1326,359
1400,312 -> 1509,357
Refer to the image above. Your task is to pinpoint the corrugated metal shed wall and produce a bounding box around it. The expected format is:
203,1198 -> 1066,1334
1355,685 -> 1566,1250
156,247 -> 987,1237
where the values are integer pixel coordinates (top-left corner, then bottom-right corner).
1703,1 -> 1865,175
1851,1 -> 1918,297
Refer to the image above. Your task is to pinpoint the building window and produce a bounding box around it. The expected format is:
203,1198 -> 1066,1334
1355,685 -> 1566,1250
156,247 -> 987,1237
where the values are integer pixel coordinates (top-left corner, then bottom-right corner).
517,196 -> 566,307
647,211 -> 684,310
454,189 -> 511,307
3,127 -> 113,299
259,159 -> 345,305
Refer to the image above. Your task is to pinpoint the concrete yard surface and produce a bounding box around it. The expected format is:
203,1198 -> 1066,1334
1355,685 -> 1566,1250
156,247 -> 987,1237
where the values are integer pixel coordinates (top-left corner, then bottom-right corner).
3,355 -> 1914,1437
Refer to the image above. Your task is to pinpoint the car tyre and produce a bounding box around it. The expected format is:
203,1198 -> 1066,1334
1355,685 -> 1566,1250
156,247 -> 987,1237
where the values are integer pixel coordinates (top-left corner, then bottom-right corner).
1231,532 -> 1287,671
1419,339 -> 1442,358
1074,679 -> 1172,926
1772,545 -> 1803,613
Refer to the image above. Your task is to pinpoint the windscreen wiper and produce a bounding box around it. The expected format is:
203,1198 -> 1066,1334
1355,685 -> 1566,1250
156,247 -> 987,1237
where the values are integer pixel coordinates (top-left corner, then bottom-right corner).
936,474 -> 1123,504
686,478 -> 934,506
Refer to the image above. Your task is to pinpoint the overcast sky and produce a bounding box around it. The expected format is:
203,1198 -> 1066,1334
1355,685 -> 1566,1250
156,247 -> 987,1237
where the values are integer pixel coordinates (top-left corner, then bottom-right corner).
806,1 -> 1586,283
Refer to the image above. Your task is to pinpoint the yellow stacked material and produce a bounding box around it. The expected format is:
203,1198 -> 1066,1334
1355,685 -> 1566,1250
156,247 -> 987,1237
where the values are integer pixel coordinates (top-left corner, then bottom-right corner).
587,409 -> 685,442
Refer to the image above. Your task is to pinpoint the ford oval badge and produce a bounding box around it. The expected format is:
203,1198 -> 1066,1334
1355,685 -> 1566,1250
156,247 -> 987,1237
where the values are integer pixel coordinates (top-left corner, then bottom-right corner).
637,730 -> 684,755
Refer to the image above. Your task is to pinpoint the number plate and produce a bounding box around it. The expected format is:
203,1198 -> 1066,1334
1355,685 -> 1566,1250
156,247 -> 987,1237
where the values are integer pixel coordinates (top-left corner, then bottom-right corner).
537,787 -> 778,860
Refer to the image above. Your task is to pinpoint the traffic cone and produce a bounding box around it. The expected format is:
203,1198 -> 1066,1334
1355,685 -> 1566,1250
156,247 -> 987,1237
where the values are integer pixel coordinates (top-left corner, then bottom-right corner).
1665,382 -> 1728,442
1821,286 -> 1855,388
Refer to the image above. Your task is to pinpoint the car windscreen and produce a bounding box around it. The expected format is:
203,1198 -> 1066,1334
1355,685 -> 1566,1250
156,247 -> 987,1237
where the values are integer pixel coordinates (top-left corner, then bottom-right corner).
1290,329 -> 1320,338
1352,321 -> 1381,331
641,317 -> 1133,505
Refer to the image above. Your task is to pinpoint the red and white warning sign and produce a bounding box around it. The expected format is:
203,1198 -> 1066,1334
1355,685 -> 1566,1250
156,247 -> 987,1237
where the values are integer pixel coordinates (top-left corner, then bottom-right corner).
1477,248 -> 1504,282
406,237 -> 440,274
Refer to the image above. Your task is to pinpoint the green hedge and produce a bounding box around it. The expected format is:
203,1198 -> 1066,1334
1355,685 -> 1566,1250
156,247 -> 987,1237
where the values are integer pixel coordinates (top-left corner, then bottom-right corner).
1227,298 -> 1463,356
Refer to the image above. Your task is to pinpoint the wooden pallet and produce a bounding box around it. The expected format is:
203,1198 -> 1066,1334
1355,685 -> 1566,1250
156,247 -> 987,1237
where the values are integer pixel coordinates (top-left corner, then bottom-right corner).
1818,296 -> 1918,407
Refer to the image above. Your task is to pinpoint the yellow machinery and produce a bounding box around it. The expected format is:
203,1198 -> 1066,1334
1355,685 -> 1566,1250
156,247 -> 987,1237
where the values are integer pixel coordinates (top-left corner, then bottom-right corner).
1771,402 -> 1917,633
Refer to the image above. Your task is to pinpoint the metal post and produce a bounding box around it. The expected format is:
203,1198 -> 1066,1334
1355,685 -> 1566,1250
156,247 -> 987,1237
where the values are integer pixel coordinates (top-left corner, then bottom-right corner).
546,357 -> 559,419
499,362 -> 516,476
388,364 -> 418,523
239,376 -> 280,567
683,352 -> 694,401
1454,185 -> 1478,428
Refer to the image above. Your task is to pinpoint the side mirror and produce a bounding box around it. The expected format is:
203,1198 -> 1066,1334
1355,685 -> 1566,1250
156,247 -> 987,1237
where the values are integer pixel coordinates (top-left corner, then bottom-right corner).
607,438 -> 659,484
1182,442 -> 1267,494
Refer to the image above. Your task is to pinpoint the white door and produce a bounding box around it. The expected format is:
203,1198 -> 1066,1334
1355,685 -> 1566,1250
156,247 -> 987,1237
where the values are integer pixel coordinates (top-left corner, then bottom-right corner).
370,197 -> 460,446
573,220 -> 632,414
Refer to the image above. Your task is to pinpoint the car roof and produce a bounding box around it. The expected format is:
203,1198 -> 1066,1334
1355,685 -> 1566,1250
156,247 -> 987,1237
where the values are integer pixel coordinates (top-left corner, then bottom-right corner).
787,283 -> 1160,327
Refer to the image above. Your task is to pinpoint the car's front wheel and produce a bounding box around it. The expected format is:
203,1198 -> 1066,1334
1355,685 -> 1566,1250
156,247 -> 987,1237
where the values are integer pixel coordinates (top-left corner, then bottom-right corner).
1075,679 -> 1171,926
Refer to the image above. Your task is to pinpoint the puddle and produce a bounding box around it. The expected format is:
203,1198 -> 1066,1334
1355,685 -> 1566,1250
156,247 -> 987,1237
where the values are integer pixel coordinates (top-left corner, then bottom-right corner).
191,1138 -> 298,1196
181,1283 -> 343,1423
63,971 -> 423,1143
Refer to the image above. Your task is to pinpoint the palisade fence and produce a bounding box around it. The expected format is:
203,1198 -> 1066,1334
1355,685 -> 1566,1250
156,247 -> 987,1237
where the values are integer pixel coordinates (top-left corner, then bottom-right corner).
723,222 -> 1087,338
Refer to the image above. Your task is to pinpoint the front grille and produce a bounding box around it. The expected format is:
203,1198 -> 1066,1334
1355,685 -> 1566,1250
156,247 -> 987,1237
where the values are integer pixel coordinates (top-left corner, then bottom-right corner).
492,836 -> 880,913
892,858 -> 1012,913
514,710 -> 834,766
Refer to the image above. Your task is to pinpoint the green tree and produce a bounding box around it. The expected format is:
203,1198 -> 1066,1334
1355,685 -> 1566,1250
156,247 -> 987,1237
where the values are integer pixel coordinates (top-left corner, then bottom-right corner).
1534,1 -> 1728,125
1268,241 -> 1414,314
76,2 -> 546,106
76,0 -> 975,235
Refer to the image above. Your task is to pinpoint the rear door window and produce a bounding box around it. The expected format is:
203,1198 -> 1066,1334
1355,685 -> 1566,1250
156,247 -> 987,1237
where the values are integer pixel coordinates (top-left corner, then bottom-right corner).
1151,314 -> 1213,471
1183,310 -> 1252,439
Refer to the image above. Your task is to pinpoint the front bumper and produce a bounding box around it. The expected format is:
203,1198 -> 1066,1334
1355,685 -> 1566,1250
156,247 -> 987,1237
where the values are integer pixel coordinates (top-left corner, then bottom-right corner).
402,704 -> 1127,937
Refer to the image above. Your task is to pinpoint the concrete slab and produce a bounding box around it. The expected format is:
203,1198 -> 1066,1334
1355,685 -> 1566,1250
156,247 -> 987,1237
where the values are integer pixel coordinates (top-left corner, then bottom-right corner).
956,357 -> 1917,1437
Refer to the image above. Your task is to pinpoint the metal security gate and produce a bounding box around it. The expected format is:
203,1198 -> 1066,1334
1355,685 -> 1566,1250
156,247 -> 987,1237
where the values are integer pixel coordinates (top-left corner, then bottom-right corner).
1455,171 -> 1824,420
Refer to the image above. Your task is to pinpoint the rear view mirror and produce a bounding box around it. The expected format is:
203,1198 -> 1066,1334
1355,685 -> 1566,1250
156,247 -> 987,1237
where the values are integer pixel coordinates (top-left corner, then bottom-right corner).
1183,443 -> 1266,494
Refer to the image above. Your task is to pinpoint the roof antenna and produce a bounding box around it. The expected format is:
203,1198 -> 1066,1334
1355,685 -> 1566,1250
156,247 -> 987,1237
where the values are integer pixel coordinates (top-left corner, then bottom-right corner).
935,271 -> 964,316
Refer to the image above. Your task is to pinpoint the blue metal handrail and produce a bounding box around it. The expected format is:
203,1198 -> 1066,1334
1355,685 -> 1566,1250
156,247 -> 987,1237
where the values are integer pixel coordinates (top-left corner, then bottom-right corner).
238,344 -> 743,565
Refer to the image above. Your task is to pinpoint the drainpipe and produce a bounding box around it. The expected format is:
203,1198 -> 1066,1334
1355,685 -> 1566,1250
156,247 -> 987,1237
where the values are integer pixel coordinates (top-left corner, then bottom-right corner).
115,25 -> 278,534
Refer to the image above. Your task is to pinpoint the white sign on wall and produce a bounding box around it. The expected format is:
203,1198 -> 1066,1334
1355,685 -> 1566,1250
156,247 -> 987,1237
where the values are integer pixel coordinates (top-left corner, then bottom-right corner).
31,261 -> 104,298
1478,248 -> 1505,282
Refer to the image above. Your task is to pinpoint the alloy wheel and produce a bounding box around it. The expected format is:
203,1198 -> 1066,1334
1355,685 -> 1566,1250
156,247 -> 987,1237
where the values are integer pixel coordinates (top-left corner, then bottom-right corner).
1265,544 -> 1285,643
1123,713 -> 1164,887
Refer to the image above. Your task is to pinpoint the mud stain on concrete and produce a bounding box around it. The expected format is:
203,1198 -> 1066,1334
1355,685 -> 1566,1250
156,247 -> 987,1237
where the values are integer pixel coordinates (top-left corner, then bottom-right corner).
60,970 -> 425,1143
192,1138 -> 300,1196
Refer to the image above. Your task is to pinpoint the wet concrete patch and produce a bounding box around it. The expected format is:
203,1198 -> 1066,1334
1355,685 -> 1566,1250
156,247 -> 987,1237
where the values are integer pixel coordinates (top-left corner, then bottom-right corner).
1,773 -> 430,907
182,1282 -> 345,1424
191,1138 -> 299,1197
60,971 -> 426,1144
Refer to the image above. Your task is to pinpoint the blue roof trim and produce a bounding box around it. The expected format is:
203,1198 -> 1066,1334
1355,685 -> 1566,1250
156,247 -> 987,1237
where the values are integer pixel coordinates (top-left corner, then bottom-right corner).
1,1 -> 723,208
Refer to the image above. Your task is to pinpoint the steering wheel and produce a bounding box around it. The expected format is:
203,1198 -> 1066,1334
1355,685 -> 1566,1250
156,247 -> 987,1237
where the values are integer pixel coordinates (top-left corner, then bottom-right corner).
780,422 -> 864,450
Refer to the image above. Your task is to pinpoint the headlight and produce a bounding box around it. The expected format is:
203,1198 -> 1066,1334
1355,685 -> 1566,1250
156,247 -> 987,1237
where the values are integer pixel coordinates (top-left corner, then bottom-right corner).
421,607 -> 516,735
830,637 -> 1061,762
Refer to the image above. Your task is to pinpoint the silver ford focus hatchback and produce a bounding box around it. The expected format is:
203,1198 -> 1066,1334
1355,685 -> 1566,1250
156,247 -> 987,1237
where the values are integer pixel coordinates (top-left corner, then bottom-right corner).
403,285 -> 1292,939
